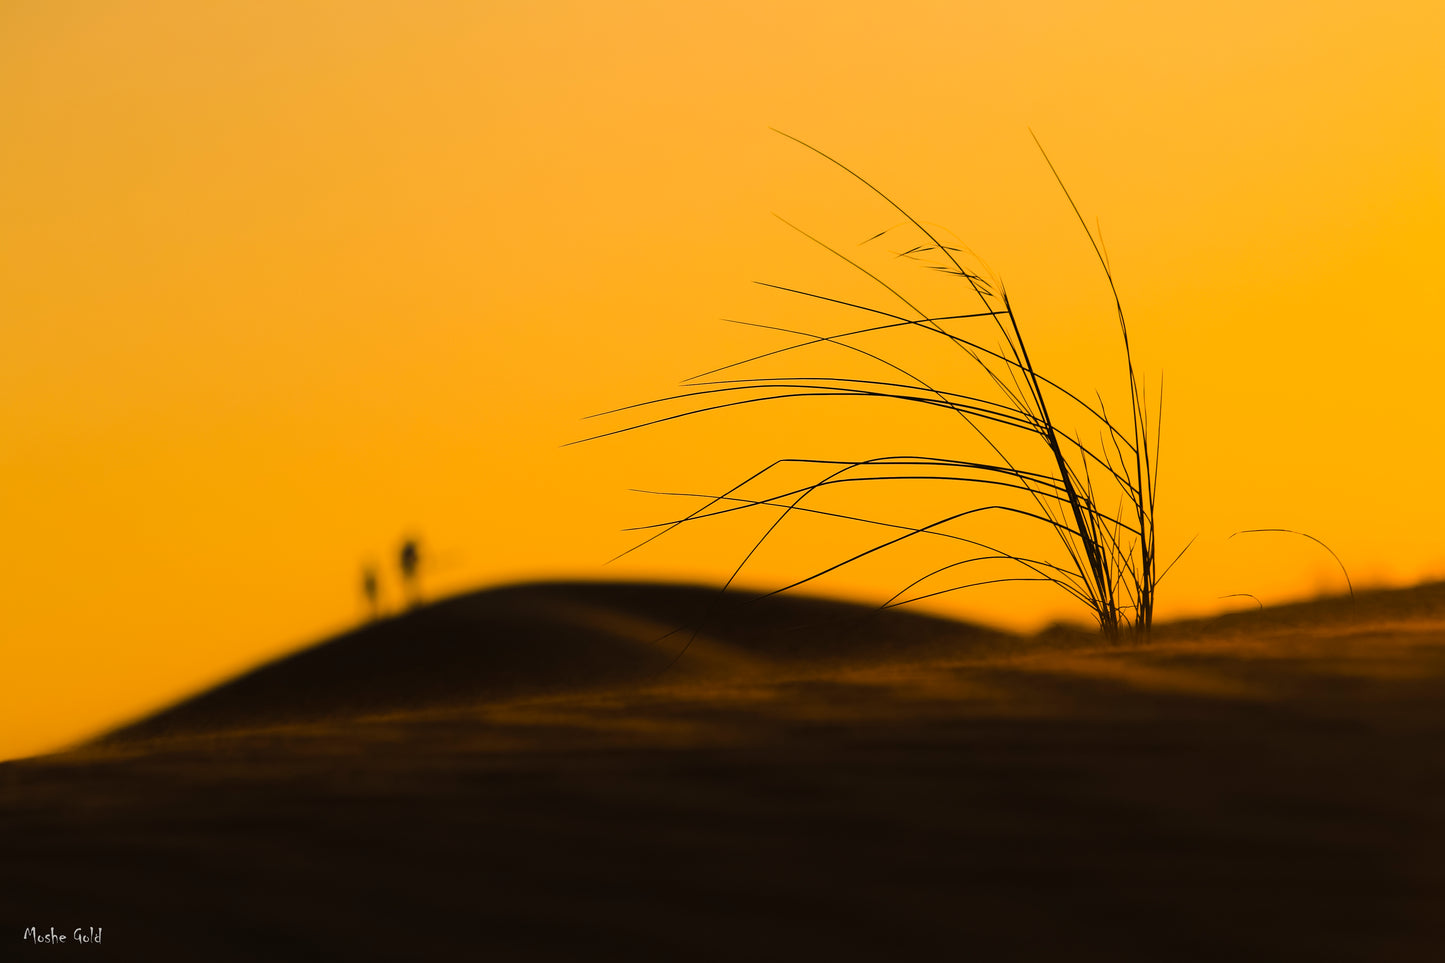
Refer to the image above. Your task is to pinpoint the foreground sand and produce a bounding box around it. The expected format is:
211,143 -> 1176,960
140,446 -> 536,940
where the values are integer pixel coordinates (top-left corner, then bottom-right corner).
5,582 -> 1445,961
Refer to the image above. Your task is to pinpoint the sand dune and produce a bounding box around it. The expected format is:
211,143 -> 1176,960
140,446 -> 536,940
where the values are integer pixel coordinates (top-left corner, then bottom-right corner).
97,581 -> 1016,744
4,581 -> 1445,961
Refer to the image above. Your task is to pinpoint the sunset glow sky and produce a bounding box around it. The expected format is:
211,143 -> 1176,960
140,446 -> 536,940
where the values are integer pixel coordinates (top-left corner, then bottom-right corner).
4,1 -> 1443,760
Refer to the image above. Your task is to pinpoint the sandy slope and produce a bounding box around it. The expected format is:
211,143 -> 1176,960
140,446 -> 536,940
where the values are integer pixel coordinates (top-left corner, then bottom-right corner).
96,581 -> 1017,742
4,581 -> 1445,961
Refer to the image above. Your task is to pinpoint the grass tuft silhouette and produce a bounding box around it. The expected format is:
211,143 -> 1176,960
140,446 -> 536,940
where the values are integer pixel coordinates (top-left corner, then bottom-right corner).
581,131 -> 1191,643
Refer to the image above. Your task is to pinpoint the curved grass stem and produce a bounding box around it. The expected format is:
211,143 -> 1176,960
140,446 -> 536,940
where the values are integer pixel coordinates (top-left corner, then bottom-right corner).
584,133 -> 1169,643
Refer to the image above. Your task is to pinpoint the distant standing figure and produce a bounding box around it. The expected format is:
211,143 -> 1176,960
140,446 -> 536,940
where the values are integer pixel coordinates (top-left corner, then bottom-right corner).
399,538 -> 422,607
361,565 -> 380,620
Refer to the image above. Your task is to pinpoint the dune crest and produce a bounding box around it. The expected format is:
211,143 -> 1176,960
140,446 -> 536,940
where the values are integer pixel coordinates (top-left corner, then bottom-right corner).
97,579 -> 1015,744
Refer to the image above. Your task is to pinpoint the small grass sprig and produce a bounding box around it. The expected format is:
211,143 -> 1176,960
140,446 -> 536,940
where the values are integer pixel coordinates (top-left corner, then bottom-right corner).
581,132 -> 1188,643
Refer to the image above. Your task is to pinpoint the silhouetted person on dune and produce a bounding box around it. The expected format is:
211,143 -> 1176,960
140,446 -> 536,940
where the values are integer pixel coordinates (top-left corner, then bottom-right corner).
399,538 -> 422,608
361,565 -> 380,620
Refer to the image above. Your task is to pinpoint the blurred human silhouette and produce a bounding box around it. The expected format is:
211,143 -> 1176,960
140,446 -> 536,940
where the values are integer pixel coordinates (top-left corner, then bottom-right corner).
399,537 -> 422,608
361,565 -> 381,620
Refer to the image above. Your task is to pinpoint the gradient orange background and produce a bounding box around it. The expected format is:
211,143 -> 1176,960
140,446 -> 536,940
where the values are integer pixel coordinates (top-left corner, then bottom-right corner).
4,1 -> 1443,761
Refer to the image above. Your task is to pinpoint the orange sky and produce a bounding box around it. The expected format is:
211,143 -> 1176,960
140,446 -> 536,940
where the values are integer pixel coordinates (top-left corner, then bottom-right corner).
3,1 -> 1443,761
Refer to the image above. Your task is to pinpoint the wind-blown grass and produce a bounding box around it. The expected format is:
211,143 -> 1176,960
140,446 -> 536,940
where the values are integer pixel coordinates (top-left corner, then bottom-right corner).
581,132 -> 1188,643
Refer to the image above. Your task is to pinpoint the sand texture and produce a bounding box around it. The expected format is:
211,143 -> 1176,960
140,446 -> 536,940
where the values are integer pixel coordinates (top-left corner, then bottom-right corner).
5,581 -> 1445,961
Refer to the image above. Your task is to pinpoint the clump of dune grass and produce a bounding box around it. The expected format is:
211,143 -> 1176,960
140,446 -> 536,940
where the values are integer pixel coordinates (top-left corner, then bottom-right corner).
582,131 -> 1189,643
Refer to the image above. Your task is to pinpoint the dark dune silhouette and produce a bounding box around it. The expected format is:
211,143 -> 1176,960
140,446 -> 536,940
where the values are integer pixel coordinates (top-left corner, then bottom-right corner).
4,580 -> 1445,961
99,580 -> 1018,744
